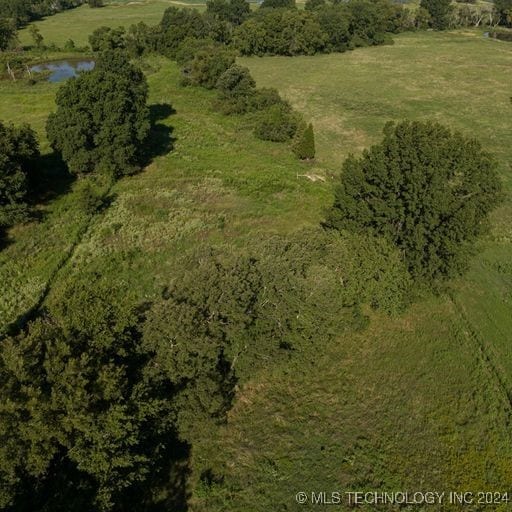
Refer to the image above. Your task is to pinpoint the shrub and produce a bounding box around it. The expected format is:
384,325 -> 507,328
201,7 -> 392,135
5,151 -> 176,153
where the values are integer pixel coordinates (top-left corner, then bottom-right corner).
314,4 -> 351,51
495,0 -> 512,26
88,26 -> 126,52
248,87 -> 287,112
75,178 -> 107,215
492,28 -> 512,41
253,103 -> 300,142
159,7 -> 209,57
63,38 -> 76,51
214,64 -> 257,113
292,122 -> 315,160
180,42 -> 236,89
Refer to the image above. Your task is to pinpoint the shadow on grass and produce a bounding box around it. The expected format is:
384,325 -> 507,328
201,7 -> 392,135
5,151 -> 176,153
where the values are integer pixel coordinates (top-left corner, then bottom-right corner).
0,226 -> 11,251
28,151 -> 75,210
143,103 -> 177,165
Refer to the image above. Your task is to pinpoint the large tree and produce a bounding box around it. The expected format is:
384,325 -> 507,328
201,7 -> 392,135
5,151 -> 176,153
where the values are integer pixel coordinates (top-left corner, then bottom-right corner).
326,121 -> 502,283
0,121 -> 38,230
0,277 -> 177,511
47,50 -> 150,178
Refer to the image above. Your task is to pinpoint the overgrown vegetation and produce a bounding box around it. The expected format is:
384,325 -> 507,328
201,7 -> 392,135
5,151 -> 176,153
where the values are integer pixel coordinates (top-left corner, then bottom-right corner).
0,6 -> 511,512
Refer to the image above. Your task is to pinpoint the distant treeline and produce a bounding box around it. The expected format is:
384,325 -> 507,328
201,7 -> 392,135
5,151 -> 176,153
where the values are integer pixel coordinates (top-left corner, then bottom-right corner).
147,0 -> 410,58
0,0 -> 84,28
83,0 -> 512,62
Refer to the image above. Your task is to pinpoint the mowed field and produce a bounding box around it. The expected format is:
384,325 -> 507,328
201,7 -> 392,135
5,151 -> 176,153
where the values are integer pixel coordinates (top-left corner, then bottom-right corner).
1,20 -> 512,512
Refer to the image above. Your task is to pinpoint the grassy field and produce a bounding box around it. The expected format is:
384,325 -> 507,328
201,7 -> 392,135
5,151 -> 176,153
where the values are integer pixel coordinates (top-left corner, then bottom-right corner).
0,57 -> 328,332
17,0 -> 206,47
1,24 -> 512,512
241,28 -> 512,381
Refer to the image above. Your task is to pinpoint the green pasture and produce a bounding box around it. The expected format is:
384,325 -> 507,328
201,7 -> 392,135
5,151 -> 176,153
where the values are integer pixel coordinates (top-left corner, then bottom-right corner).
1,25 -> 512,511
18,0 -> 206,48
241,28 -> 512,380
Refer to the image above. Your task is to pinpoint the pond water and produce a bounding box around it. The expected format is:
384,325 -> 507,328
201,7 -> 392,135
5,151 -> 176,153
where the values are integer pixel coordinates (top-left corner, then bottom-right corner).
29,60 -> 95,83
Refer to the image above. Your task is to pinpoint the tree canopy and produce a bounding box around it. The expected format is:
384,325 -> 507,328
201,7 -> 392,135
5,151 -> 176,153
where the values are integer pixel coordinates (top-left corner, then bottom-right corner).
0,121 -> 38,230
0,18 -> 17,50
420,0 -> 452,29
326,121 -> 502,283
47,50 -> 150,178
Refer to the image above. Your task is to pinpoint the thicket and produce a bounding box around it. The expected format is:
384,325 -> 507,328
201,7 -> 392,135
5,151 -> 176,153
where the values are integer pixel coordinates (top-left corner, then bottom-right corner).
47,50 -> 150,178
0,121 -> 39,235
175,42 -> 312,154
178,39 -> 236,89
326,121 -> 502,285
154,0 -> 412,58
0,228 -> 411,510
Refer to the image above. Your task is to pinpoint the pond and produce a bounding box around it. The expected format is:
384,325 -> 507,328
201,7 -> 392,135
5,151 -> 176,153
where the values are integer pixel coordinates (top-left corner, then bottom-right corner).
29,60 -> 95,83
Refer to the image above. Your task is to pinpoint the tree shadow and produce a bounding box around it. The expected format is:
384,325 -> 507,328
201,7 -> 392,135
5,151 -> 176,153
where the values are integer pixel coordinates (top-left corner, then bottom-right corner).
140,437 -> 192,512
142,103 -> 176,166
0,227 -> 12,252
27,151 -> 75,210
9,436 -> 192,512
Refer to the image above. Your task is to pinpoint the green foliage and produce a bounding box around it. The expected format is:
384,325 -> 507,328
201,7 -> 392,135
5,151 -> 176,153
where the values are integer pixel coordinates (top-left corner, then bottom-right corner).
304,0 -> 326,11
314,4 -> 351,51
180,40 -> 236,89
326,121 -> 502,283
234,9 -> 327,56
253,103 -> 300,142
232,0 -> 406,56
206,0 -> 250,25
159,7 -> 211,57
143,227 -> 411,429
0,0 -> 83,28
420,0 -> 453,29
125,21 -> 159,57
28,23 -> 43,47
63,37 -> 76,50
494,0 -> 512,26
292,122 -> 315,160
214,63 -> 256,113
47,50 -> 150,178
0,120 -> 38,228
88,25 -> 126,52
0,277 -> 176,511
0,18 -> 17,51
260,0 -> 295,8
75,177 -> 108,215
